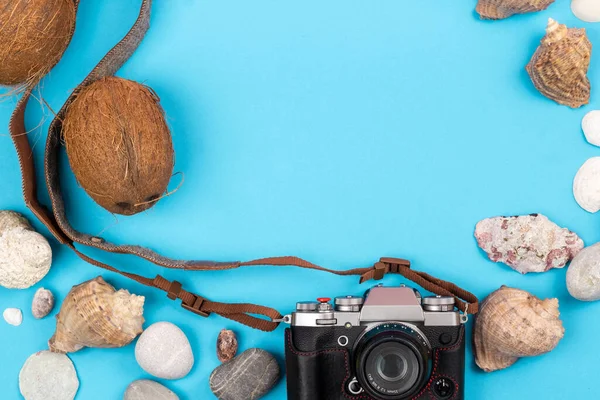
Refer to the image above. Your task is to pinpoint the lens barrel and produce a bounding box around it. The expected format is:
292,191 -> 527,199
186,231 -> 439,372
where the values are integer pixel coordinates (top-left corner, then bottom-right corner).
355,323 -> 430,399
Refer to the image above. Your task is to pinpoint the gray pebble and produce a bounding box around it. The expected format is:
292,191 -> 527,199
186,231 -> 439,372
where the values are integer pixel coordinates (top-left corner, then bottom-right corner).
123,379 -> 179,400
19,351 -> 79,400
134,321 -> 194,379
567,242 -> 600,300
210,348 -> 280,400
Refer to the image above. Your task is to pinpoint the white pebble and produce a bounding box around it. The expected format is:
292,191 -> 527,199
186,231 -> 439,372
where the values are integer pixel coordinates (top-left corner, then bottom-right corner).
573,157 -> 600,213
19,351 -> 79,400
567,242 -> 600,300
4,308 -> 23,326
582,110 -> 600,147
134,321 -> 194,380
572,0 -> 600,23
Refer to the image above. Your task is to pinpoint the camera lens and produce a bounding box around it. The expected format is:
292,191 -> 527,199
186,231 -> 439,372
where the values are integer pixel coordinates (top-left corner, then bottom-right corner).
355,323 -> 430,399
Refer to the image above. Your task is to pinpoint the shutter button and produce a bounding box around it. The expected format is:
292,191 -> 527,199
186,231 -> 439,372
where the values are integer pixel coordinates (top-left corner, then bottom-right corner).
317,297 -> 331,303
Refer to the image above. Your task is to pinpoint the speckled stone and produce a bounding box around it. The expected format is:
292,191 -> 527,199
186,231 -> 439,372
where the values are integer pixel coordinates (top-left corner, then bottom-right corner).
475,214 -> 583,273
217,329 -> 238,363
567,242 -> 600,301
134,322 -> 194,380
123,379 -> 179,400
31,288 -> 55,319
210,348 -> 280,400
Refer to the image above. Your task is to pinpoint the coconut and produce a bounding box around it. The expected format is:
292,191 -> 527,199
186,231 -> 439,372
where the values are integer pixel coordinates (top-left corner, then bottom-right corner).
0,0 -> 76,86
63,77 -> 174,215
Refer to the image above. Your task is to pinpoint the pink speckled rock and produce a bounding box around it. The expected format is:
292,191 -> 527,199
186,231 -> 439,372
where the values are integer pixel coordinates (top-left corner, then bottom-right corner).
475,214 -> 583,274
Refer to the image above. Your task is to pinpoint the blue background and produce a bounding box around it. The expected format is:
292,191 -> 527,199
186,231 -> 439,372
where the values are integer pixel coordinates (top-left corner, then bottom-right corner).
0,0 -> 598,398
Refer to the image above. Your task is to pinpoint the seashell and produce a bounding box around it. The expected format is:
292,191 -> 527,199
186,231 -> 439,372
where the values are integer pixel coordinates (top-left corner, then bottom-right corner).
566,242 -> 600,301
0,210 -> 52,289
19,350 -> 79,400
217,329 -> 238,363
573,157 -> 600,213
48,276 -> 145,353
3,308 -> 23,326
134,321 -> 194,379
582,110 -> 600,147
526,19 -> 591,108
32,288 -> 55,319
476,0 -> 555,20
571,0 -> 600,23
474,286 -> 564,372
474,214 -> 583,273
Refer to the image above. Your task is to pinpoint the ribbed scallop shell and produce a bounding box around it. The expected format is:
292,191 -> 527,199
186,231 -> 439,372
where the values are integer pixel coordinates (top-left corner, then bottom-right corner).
526,18 -> 591,108
474,286 -> 564,372
49,276 -> 145,353
476,0 -> 555,19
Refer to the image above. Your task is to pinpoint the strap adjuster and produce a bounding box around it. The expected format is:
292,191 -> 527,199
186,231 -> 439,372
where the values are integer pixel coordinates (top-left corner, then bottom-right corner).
182,295 -> 210,318
167,280 -> 182,300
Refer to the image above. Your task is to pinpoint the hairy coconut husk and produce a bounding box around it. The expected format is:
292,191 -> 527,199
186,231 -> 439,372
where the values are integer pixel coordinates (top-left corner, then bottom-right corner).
63,77 -> 175,215
0,0 -> 76,87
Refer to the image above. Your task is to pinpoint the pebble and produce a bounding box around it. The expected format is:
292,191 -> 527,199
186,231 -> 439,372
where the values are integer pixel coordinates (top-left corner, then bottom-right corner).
582,111 -> 600,147
567,242 -> 600,301
217,329 -> 238,363
123,379 -> 179,400
574,157 -> 600,213
0,211 -> 52,289
4,308 -> 23,326
31,288 -> 55,319
19,351 -> 79,400
572,0 -> 600,23
134,321 -> 194,379
210,348 -> 280,400
475,214 -> 583,273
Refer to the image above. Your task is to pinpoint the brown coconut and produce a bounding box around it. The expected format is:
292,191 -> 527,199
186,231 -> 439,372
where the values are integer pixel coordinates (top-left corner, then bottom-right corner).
63,77 -> 174,215
0,0 -> 76,86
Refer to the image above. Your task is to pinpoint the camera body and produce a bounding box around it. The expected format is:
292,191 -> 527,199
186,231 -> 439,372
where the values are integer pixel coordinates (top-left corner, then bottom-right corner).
284,284 -> 466,400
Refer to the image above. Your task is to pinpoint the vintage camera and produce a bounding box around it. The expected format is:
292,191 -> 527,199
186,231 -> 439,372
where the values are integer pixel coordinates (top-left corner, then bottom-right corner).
284,284 -> 468,400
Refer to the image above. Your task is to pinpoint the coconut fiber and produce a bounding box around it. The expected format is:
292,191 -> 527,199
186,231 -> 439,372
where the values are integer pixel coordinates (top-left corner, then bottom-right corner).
0,0 -> 76,86
62,76 -> 174,215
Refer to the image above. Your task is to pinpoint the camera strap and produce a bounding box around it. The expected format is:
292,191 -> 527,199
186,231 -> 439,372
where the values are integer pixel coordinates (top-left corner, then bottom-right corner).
8,0 -> 479,332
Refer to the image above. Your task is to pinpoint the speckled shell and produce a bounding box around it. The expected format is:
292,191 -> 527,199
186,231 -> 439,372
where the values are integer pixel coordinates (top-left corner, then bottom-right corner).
49,276 -> 145,353
526,19 -> 591,108
476,0 -> 555,19
474,286 -> 564,372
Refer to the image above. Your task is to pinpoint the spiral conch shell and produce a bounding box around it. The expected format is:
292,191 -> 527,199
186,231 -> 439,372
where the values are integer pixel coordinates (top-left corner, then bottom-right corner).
526,19 -> 591,108
474,286 -> 564,372
49,276 -> 145,353
476,0 -> 555,20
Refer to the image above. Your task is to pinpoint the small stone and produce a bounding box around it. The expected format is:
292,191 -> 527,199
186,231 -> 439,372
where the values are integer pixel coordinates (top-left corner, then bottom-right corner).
572,0 -> 600,23
4,308 -> 23,326
574,157 -> 600,213
0,211 -> 52,289
217,329 -> 238,363
19,350 -> 79,400
475,214 -> 583,273
123,379 -> 179,400
134,321 -> 194,379
567,242 -> 600,301
210,348 -> 280,400
32,288 -> 55,319
582,111 -> 600,147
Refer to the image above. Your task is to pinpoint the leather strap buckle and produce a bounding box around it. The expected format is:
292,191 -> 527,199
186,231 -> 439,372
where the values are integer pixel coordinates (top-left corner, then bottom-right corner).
373,262 -> 388,280
167,281 -> 182,300
182,295 -> 210,318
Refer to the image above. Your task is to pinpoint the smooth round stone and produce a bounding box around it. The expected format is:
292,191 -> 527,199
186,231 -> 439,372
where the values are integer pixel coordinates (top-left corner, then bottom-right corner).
19,351 -> 79,400
210,348 -> 280,400
123,379 -> 179,400
582,110 -> 600,147
572,0 -> 600,23
134,321 -> 194,379
567,242 -> 600,301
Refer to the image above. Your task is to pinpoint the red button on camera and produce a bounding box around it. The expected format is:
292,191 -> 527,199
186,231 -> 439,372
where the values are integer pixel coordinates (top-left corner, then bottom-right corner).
317,297 -> 331,303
